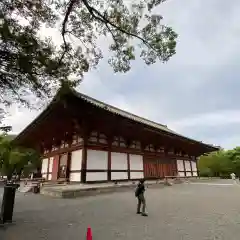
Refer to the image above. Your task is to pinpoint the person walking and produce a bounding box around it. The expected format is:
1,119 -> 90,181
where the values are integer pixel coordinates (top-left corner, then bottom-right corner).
230,172 -> 237,184
135,179 -> 148,216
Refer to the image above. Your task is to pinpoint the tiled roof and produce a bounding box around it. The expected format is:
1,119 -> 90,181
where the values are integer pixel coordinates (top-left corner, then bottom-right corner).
72,90 -> 218,149
14,87 -> 219,151
75,91 -> 175,134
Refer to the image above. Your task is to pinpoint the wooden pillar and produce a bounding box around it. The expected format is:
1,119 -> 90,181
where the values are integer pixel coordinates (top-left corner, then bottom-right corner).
81,139 -> 87,183
183,160 -> 186,176
46,157 -> 50,180
169,159 -> 173,176
127,153 -> 130,180
190,159 -> 193,176
141,143 -> 147,179
65,137 -> 72,182
107,136 -> 113,181
107,151 -> 111,181
126,139 -> 133,180
66,152 -> 72,182
52,155 -> 60,181
173,159 -> 177,176
176,159 -> 178,176
75,120 -> 90,183
143,156 -> 146,178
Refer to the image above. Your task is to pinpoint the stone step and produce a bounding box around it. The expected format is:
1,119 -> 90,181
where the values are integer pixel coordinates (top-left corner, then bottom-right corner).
18,186 -> 33,193
40,181 -> 166,198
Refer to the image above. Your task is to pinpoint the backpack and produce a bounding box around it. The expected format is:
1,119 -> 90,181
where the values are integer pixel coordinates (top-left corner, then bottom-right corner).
135,186 -> 140,197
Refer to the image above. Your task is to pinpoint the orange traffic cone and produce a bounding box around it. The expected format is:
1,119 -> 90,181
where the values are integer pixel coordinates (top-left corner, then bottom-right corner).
86,226 -> 92,240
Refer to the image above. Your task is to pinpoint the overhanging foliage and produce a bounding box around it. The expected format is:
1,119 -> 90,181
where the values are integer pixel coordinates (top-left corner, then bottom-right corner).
1,0 -> 177,106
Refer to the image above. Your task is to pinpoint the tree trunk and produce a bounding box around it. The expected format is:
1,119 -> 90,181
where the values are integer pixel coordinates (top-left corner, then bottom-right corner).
16,168 -> 23,181
7,173 -> 12,181
6,167 -> 14,182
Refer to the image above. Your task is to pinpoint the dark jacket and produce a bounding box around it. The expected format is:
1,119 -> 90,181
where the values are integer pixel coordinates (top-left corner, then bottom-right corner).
135,182 -> 145,197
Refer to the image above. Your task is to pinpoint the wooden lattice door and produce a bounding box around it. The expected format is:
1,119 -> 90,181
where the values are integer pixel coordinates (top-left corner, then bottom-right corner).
144,158 -> 161,178
144,158 -> 176,178
58,154 -> 68,179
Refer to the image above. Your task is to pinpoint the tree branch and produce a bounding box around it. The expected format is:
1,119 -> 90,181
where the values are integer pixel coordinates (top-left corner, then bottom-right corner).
62,0 -> 77,48
105,23 -> 120,50
58,0 -> 79,66
81,0 -> 157,52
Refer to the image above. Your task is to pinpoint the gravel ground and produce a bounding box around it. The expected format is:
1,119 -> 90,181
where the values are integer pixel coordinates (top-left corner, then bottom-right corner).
1,180 -> 240,240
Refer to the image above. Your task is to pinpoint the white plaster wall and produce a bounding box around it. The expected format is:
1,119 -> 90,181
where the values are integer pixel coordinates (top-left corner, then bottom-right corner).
129,154 -> 143,171
111,152 -> 128,170
177,160 -> 184,171
41,158 -> 48,173
191,161 -> 197,172
111,172 -> 128,180
193,171 -> 198,176
48,157 -> 54,173
86,172 -> 108,181
130,171 -> 144,179
87,150 -> 108,170
193,172 -> 198,177
70,150 -> 82,171
178,171 -> 185,177
186,171 -> 192,177
185,161 -> 191,171
69,172 -> 81,182
48,173 -> 52,180
42,173 -> 47,179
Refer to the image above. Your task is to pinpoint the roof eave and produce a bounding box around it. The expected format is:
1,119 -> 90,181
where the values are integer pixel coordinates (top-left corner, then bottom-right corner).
14,88 -> 219,152
13,98 -> 60,145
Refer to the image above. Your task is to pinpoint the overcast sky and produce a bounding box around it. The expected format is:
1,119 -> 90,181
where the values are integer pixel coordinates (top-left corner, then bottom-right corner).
3,0 -> 240,149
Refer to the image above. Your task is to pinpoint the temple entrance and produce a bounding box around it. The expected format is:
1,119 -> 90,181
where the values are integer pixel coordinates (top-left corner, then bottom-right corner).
58,153 -> 68,179
144,157 -> 177,179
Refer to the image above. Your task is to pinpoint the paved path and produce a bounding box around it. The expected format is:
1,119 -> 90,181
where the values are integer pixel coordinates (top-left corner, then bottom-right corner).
1,180 -> 240,240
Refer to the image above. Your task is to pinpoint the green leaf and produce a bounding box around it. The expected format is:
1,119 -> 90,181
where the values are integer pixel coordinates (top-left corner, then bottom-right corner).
0,134 -> 40,179
1,0 -> 177,107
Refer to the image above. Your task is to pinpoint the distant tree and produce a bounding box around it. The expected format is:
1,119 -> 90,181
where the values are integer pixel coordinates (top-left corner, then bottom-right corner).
199,167 -> 212,177
1,0 -> 177,106
0,134 -> 40,180
226,147 -> 240,177
198,151 -> 223,177
198,148 -> 240,178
